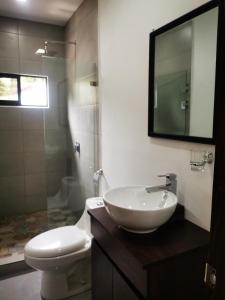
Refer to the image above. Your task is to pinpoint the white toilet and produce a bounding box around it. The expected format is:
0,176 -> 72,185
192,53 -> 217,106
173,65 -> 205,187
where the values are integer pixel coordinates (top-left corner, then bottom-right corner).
24,197 -> 104,300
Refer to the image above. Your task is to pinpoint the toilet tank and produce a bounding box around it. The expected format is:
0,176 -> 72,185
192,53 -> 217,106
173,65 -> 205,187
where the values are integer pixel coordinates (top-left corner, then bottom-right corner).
76,197 -> 104,236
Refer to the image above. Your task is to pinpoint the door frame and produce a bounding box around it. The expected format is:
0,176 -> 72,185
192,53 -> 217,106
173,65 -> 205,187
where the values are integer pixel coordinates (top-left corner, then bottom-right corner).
208,0 -> 225,298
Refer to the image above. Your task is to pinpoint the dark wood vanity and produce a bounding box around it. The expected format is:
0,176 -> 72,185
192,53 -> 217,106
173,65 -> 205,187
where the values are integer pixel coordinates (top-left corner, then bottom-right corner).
89,206 -> 210,300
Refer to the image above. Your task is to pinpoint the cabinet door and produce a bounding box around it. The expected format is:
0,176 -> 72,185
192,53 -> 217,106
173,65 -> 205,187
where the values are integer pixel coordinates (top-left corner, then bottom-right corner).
113,267 -> 140,300
92,240 -> 113,300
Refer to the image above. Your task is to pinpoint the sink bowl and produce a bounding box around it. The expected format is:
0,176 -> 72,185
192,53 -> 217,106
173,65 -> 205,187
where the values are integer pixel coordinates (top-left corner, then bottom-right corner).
103,186 -> 177,234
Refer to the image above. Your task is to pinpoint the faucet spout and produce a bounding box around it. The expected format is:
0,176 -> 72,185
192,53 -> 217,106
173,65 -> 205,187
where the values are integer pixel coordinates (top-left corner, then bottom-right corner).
146,173 -> 177,194
145,184 -> 170,193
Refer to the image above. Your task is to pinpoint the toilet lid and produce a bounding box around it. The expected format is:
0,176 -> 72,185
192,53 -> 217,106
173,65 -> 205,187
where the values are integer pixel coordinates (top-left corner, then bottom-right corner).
25,226 -> 87,258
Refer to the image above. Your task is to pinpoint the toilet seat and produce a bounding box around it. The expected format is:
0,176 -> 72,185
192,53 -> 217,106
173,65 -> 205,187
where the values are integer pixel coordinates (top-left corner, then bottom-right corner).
25,226 -> 87,258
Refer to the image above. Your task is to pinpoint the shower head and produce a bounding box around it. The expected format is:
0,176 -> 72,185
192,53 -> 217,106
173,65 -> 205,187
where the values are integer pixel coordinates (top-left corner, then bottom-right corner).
35,40 -> 76,58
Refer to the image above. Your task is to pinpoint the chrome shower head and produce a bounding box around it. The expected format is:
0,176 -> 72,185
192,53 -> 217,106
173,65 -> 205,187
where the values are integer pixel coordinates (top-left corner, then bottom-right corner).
35,40 -> 76,58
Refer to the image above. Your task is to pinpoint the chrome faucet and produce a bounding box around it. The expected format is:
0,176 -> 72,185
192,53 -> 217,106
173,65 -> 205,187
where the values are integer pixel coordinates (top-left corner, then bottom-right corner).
146,173 -> 177,195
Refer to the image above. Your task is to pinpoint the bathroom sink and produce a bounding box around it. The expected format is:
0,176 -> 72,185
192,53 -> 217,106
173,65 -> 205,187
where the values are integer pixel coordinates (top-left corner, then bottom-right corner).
103,186 -> 177,234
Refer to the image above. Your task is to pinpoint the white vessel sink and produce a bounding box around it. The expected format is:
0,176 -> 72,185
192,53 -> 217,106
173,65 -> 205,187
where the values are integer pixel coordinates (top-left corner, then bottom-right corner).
103,186 -> 177,234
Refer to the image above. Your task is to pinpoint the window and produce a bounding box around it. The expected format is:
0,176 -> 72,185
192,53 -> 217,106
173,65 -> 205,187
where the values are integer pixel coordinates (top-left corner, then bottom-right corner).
0,73 -> 48,107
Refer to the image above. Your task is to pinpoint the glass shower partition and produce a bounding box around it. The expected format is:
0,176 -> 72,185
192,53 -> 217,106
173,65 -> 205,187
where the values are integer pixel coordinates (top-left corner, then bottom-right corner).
0,27 -> 99,269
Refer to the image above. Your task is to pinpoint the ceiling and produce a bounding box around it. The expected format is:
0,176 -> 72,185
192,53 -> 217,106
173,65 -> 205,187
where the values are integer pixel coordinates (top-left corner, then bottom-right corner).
0,0 -> 84,26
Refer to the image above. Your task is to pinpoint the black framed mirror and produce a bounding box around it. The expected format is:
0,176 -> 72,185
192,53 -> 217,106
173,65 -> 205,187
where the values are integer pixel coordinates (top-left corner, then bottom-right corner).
148,0 -> 222,144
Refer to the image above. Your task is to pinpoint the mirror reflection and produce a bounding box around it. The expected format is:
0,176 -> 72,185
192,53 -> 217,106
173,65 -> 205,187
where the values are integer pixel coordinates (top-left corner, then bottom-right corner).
152,7 -> 218,139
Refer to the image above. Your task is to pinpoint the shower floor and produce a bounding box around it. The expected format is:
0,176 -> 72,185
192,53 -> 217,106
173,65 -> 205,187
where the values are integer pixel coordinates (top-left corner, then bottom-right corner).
0,208 -> 79,266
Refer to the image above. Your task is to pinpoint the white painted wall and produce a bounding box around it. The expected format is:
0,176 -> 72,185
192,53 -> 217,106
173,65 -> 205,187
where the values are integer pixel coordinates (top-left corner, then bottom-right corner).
190,8 -> 218,138
98,0 -> 215,231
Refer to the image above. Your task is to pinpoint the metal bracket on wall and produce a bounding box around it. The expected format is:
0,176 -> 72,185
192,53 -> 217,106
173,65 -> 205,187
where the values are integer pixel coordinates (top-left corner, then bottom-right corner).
190,150 -> 214,171
74,142 -> 80,153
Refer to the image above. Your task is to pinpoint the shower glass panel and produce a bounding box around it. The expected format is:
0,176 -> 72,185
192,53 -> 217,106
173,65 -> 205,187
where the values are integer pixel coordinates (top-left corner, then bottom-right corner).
154,71 -> 190,136
0,20 -> 98,268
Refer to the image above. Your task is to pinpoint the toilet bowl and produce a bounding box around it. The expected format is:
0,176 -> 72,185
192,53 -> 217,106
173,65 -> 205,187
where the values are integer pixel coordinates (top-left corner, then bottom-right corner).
24,197 -> 104,300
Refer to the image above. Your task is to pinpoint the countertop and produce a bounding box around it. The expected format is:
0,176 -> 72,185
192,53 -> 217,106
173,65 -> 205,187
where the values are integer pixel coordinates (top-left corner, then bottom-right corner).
89,207 -> 210,269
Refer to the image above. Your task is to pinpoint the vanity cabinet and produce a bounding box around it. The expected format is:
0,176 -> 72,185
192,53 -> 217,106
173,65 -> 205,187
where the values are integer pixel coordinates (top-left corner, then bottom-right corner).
92,240 -> 140,300
90,207 -> 211,300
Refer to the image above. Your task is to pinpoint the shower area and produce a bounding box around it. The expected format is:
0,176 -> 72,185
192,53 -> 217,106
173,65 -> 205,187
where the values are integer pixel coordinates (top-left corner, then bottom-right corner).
0,0 -> 99,268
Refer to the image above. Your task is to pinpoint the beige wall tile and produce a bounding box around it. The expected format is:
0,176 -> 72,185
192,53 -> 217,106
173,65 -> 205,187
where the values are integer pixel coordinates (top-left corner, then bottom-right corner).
0,108 -> 22,130
25,194 -> 47,213
19,35 -> 44,62
66,0 -> 99,201
0,32 -> 19,59
20,60 -> 42,75
0,153 -> 24,177
44,106 -> 67,130
22,109 -> 44,130
0,17 -> 18,34
24,152 -> 46,174
0,131 -> 23,153
25,173 -> 47,196
18,20 -> 64,40
45,129 -> 67,152
73,0 -> 97,27
0,17 -> 70,218
23,130 -> 44,152
0,196 -> 26,217
0,176 -> 24,198
46,171 -> 65,196
46,151 -> 67,173
0,58 -> 19,73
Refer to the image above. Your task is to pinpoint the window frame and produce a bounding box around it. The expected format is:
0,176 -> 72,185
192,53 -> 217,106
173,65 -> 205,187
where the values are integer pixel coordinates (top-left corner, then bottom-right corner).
0,72 -> 48,108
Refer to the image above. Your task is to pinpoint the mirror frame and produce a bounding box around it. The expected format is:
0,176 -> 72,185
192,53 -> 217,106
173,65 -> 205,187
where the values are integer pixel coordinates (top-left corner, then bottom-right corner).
148,0 -> 222,145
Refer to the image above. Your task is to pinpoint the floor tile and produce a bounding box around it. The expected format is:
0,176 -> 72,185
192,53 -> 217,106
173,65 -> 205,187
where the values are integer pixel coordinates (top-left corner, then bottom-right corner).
0,271 -> 91,300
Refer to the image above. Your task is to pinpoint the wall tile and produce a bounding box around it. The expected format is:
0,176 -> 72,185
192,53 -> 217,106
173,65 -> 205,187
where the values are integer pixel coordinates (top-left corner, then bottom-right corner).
19,35 -> 44,62
74,74 -> 97,106
24,152 -> 46,174
0,196 -> 26,217
0,176 -> 24,198
0,130 -> 23,153
18,20 -> 64,40
0,58 -> 19,73
0,108 -> 22,130
25,194 -> 47,213
0,32 -> 19,59
20,60 -> 42,75
66,0 -> 99,201
41,48 -> 65,73
44,106 -> 67,130
0,17 -> 18,34
46,171 -> 65,196
0,18 -> 69,218
22,109 -> 44,130
0,153 -> 24,177
45,129 -> 67,152
46,151 -> 67,173
25,173 -> 47,196
23,130 -> 44,152
74,0 -> 97,27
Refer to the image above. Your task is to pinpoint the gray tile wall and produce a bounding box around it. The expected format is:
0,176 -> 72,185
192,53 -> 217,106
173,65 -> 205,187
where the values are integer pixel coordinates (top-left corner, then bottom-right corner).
65,0 -> 99,204
0,17 -> 68,217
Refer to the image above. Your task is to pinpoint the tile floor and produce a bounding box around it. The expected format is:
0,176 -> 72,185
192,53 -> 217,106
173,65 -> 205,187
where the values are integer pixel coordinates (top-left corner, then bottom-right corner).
0,208 -> 79,265
0,270 -> 91,300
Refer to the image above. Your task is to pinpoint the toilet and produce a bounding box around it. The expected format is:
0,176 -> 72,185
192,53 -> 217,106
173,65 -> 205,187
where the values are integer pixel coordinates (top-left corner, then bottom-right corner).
24,197 -> 104,300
